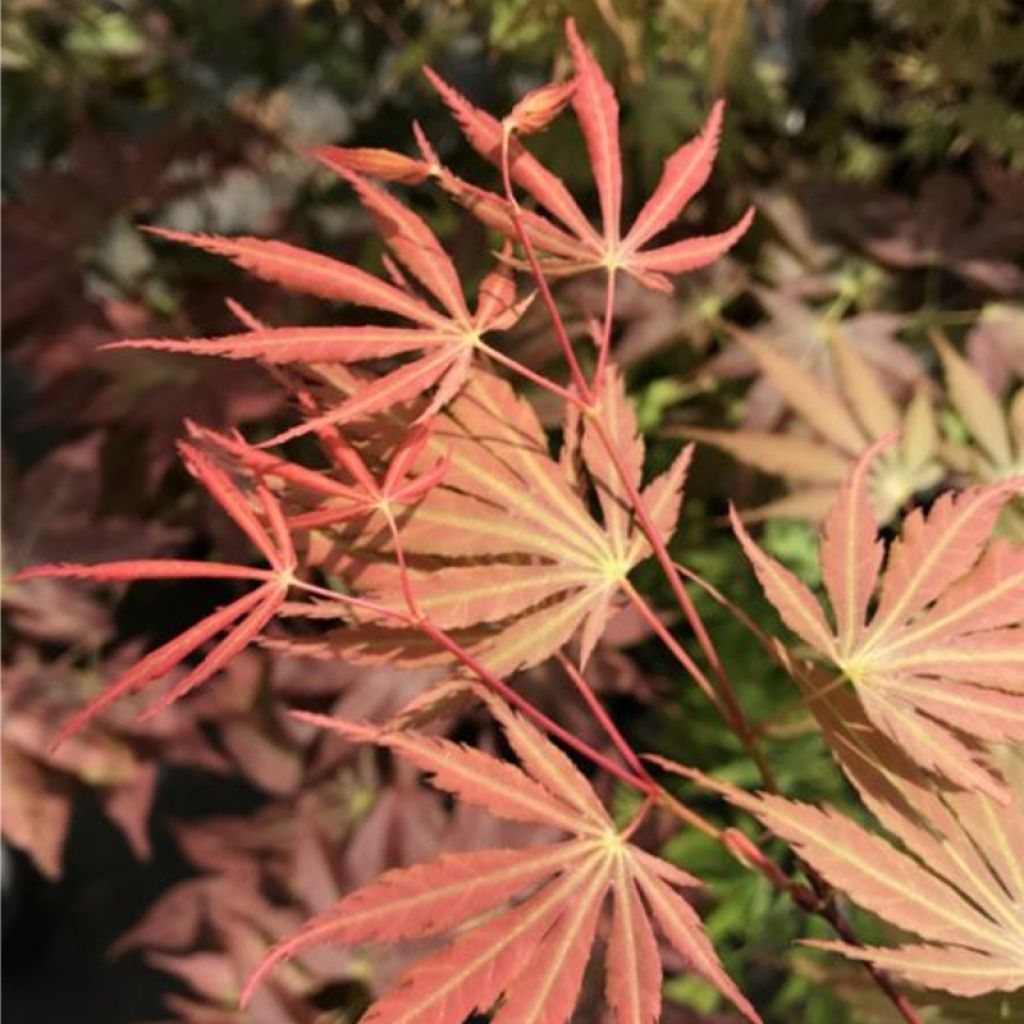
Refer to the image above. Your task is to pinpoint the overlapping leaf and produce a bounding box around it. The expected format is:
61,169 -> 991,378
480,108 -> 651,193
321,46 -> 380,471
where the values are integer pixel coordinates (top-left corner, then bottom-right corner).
11,444 -> 298,744
288,366 -> 692,673
934,331 -> 1024,538
244,691 -> 760,1023
105,173 -> 531,445
423,19 -> 752,292
733,442 -> 1024,797
723,751 -> 1024,998
683,329 -> 943,522
654,731 -> 1024,999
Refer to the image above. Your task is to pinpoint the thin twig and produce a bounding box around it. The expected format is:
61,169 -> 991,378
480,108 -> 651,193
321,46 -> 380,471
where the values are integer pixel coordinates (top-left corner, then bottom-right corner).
500,126 -> 592,401
555,649 -> 651,780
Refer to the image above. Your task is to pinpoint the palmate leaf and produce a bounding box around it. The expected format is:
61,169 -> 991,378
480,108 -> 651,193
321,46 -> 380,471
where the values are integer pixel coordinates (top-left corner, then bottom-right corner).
423,19 -> 752,293
934,331 -> 1024,540
657,744 -> 1024,999
246,692 -> 761,1023
294,365 -> 692,673
106,173 -> 531,445
733,441 -> 1024,797
682,329 -> 944,523
11,444 -> 298,745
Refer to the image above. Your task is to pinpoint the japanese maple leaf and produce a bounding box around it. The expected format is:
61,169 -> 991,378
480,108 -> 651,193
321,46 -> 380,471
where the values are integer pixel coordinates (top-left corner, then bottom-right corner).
685,330 -> 944,523
733,440 -> 1024,797
704,288 -> 922,432
935,331 -> 1024,487
244,691 -> 761,1023
288,366 -> 693,673
423,19 -> 753,292
106,173 -> 530,446
11,443 -> 298,745
185,420 -> 449,534
656,750 -> 1024,998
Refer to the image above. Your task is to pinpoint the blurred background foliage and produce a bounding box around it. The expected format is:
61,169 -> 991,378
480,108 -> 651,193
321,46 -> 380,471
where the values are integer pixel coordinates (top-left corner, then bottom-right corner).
2,2 -> 1022,1023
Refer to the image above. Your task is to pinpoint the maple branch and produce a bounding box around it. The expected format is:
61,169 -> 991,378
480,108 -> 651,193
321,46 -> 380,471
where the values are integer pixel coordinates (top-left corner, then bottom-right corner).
476,339 -> 587,409
379,504 -> 424,620
555,650 -> 651,781
735,831 -> 926,1024
619,792 -> 656,840
589,415 -> 778,789
499,126 -> 593,402
649,762 -> 925,1024
417,619 -> 653,794
814,892 -> 926,1024
591,265 -> 617,395
619,578 -> 721,709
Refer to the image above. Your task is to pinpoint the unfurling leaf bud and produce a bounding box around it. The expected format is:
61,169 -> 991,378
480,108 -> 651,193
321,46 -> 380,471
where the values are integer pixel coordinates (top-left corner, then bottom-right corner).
505,79 -> 576,136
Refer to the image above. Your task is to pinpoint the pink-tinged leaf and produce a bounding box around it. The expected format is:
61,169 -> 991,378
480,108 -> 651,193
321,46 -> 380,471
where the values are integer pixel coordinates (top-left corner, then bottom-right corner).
606,860 -> 662,1024
290,712 -> 586,834
807,942 -> 1024,999
577,585 -> 618,669
261,346 -> 458,447
250,699 -> 758,1021
256,481 -> 296,568
99,764 -> 157,859
477,690 -> 612,830
566,18 -> 622,242
360,858 -> 598,1024
474,253 -> 519,331
185,424 -> 358,501
13,441 -> 297,744
934,331 -> 1014,468
508,78 -> 577,136
426,25 -> 747,293
877,676 -> 1024,742
735,772 -> 1024,997
629,443 -> 694,563
820,438 -> 891,655
244,842 -> 581,1002
748,795 -> 997,949
881,629 -> 1024,690
11,560 -> 272,585
105,325 -> 448,364
681,428 -> 852,485
178,442 -> 285,569
872,481 -> 1022,637
631,207 -> 754,276
856,691 -> 1006,800
625,100 -> 725,252
903,540 -> 1024,641
730,327 -> 867,457
434,167 -> 586,261
54,585 -> 274,746
420,349 -> 473,420
494,864 -> 609,1024
340,170 -> 471,322
583,365 -> 644,554
1,743 -> 72,880
143,226 -> 444,327
830,333 -> 902,440
730,507 -> 836,656
382,424 -> 434,493
141,582 -> 286,717
630,846 -> 702,892
751,444 -> 1023,793
423,67 -> 597,244
632,852 -> 762,1023
316,144 -> 430,184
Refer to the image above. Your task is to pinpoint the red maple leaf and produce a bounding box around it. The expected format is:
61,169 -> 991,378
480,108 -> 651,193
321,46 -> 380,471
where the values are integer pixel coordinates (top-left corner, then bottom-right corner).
12,443 -> 298,745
